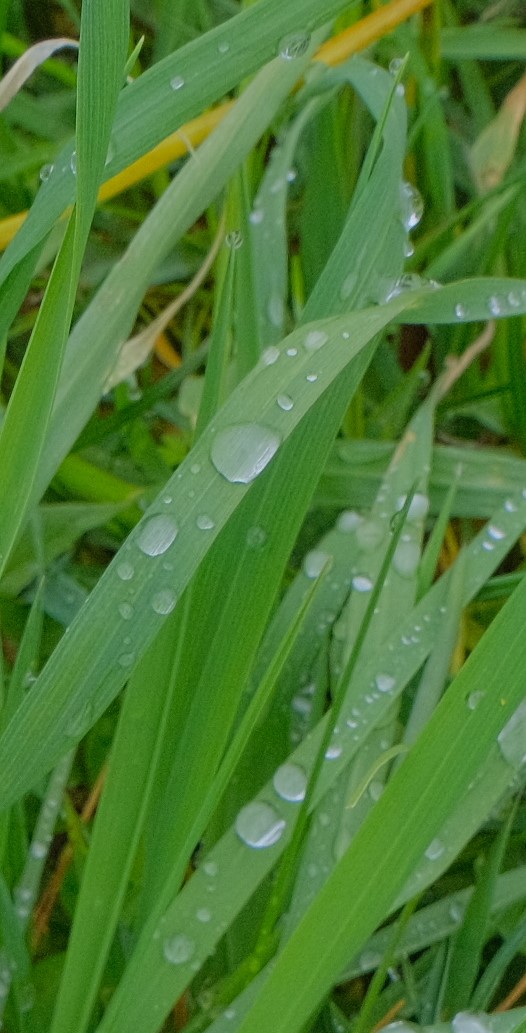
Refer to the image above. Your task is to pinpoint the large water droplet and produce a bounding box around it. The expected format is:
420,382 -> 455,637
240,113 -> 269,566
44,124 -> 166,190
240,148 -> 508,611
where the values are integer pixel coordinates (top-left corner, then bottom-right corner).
278,30 -> 311,60
393,540 -> 420,578
325,743 -> 342,760
497,699 -> 526,768
397,493 -> 429,522
304,329 -> 328,352
277,394 -> 293,412
211,424 -> 281,484
163,934 -> 195,964
235,801 -> 285,848
137,514 -> 178,557
303,549 -> 330,579
152,588 -> 177,615
273,763 -> 307,802
451,1014 -> 492,1033
400,181 -> 424,230
337,510 -> 363,533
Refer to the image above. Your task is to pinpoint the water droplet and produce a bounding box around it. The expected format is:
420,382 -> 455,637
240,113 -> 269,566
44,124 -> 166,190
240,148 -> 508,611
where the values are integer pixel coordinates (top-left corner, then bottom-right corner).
325,743 -> 342,760
400,181 -> 424,230
393,540 -> 420,578
196,514 -> 215,531
224,1008 -> 236,1020
261,345 -> 280,366
170,75 -> 185,91
451,1013 -> 492,1033
278,30 -> 311,60
39,163 -> 53,183
30,841 -> 47,860
249,208 -> 264,224
425,837 -> 444,861
467,690 -> 485,711
286,168 -> 297,183
152,588 -> 177,615
226,229 -> 243,250
273,763 -> 307,802
504,498 -> 518,513
137,514 -> 178,557
196,907 -> 211,922
303,549 -> 330,579
497,699 -> 526,768
337,510 -> 363,533
235,801 -> 285,848
277,394 -> 293,412
487,524 -> 505,540
118,602 -> 134,620
286,347 -> 297,357
304,329 -> 328,352
267,294 -> 284,327
306,373 -> 318,383
202,860 -> 218,877
375,673 -> 396,693
118,651 -> 135,668
246,525 -> 267,550
352,574 -> 373,593
70,151 -> 77,175
360,949 -> 382,971
389,57 -> 404,76
211,424 -> 281,484
340,272 -> 357,300
507,290 -> 521,307
455,303 -> 466,319
449,901 -> 464,923
163,934 -> 195,964
292,694 -> 312,717
488,296 -> 502,316
397,493 -> 429,522
356,519 -> 384,552
218,41 -> 230,54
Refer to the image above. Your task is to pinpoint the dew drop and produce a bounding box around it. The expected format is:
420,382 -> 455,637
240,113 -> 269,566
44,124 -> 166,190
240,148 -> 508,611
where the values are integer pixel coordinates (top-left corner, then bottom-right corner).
163,934 -> 195,964
196,907 -> 212,923
451,1013 -> 492,1033
352,574 -> 373,593
400,180 -> 424,231
449,901 -> 464,923
267,294 -> 284,327
118,602 -> 134,620
137,514 -> 178,557
261,345 -> 280,366
196,514 -> 215,531
375,673 -> 396,693
508,290 -> 521,307
497,699 -> 526,768
170,75 -> 185,91
389,57 -> 404,75
425,837 -> 444,861
190,462 -> 201,474
304,329 -> 328,352
325,743 -> 342,760
467,690 -> 485,711
70,151 -> 77,175
235,801 -> 285,848
455,303 -> 466,319
118,651 -> 136,668
488,296 -> 502,316
277,394 -> 293,412
211,424 -> 281,484
249,208 -> 264,224
273,762 -> 307,802
303,549 -> 330,579
218,41 -> 230,54
39,163 -> 53,183
393,540 -> 420,578
306,373 -> 318,383
339,272 -> 357,300
487,524 -> 505,540
504,498 -> 518,513
117,560 -> 134,581
337,510 -> 363,533
246,525 -> 267,550
226,229 -> 243,250
152,588 -> 177,615
356,519 -> 384,552
202,860 -> 218,877
286,347 -> 297,357
397,492 -> 429,522
278,30 -> 311,60
30,841 -> 47,860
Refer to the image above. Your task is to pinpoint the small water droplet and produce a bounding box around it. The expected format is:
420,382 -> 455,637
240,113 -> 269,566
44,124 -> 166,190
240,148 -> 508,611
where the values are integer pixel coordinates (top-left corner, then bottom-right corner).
400,180 -> 424,230
497,699 -> 526,768
487,524 -> 505,540
118,651 -> 136,668
449,901 -> 464,923
277,394 -> 293,412
190,462 -> 201,475
267,294 -> 284,327
39,163 -> 53,183
278,30 -> 311,60
226,229 -> 243,250
261,345 -> 280,366
375,673 -> 396,693
507,290 -> 521,307
196,515 -> 215,531
118,602 -> 134,620
455,303 -> 466,319
303,549 -> 330,579
218,40 -> 230,54
273,762 -> 307,802
389,57 -> 404,76
202,860 -> 218,877
170,75 -> 185,91
488,296 -> 502,316
286,168 -> 297,183
325,743 -> 342,760
352,574 -> 373,593
163,934 -> 195,964
369,780 -> 384,801
304,329 -> 328,352
30,841 -> 47,860
425,837 -> 444,861
340,272 -> 357,300
137,514 -> 178,557
306,373 -> 318,383
504,498 -> 518,513
70,151 -> 77,175
196,907 -> 211,923
211,424 -> 281,484
235,801 -> 285,848
249,208 -> 264,224
467,690 -> 485,711
286,347 -> 297,357
152,588 -> 177,615
246,525 -> 267,550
